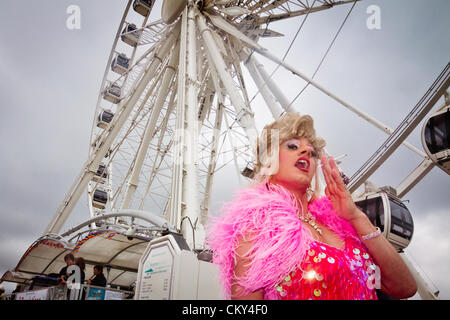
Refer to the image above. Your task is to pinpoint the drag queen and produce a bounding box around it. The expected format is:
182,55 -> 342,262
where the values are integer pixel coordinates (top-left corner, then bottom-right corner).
207,113 -> 417,300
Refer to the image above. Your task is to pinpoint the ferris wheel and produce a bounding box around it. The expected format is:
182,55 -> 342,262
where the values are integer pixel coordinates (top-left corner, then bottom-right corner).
31,0 -> 448,299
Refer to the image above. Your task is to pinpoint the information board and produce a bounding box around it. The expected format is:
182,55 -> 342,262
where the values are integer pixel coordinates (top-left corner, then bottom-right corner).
15,288 -> 49,300
138,242 -> 174,300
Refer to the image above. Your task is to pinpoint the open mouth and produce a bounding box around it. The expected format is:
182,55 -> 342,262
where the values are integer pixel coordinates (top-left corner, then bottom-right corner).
295,157 -> 310,172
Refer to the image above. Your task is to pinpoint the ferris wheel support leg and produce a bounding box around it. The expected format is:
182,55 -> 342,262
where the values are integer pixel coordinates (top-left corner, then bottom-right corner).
177,4 -> 204,250
245,55 -> 284,119
200,99 -> 225,226
120,42 -> 180,210
395,159 -> 435,199
399,252 -> 439,300
249,55 -> 291,113
197,11 -> 258,148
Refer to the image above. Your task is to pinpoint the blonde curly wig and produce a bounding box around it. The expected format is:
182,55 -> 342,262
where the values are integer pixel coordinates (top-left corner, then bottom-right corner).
253,113 -> 326,194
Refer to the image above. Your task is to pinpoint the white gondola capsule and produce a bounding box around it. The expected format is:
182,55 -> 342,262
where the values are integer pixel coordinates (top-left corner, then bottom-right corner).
111,53 -> 130,75
103,83 -> 122,104
121,23 -> 141,47
421,106 -> 450,174
92,188 -> 108,209
354,187 -> 414,251
97,109 -> 114,129
241,165 -> 255,179
133,0 -> 154,17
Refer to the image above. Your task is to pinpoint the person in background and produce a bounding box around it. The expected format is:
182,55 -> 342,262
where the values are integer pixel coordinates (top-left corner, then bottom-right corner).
75,257 -> 87,299
87,265 -> 107,287
75,257 -> 86,285
58,253 -> 75,285
0,285 -> 6,300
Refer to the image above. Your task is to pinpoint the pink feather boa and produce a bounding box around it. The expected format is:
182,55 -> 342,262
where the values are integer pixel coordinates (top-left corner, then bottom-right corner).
206,182 -> 363,300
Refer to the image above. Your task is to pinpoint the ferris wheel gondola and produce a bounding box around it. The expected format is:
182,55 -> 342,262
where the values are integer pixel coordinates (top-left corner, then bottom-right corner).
92,188 -> 108,209
133,0 -> 154,17
92,163 -> 109,183
111,53 -> 130,75
121,23 -> 142,47
421,105 -> 450,174
354,186 -> 414,251
103,83 -> 122,104
96,109 -> 114,129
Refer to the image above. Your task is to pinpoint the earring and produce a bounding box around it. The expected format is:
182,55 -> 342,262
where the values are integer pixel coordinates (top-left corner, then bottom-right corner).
306,187 -> 314,198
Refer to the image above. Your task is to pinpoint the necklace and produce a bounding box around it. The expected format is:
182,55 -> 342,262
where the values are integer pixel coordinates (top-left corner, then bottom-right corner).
299,212 -> 322,236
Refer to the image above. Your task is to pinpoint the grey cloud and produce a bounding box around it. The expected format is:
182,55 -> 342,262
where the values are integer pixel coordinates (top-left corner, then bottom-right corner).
0,0 -> 449,298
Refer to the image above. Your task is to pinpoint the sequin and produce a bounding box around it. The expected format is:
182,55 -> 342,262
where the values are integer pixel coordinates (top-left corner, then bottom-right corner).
304,270 -> 316,280
354,254 -> 361,260
363,253 -> 370,259
276,239 -> 378,300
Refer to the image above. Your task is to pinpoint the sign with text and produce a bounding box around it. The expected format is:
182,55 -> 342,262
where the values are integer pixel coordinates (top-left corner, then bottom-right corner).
15,288 -> 49,300
138,241 -> 175,300
86,287 -> 105,300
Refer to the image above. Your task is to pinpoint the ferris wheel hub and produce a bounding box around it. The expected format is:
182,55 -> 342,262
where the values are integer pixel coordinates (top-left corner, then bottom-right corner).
161,0 -> 188,24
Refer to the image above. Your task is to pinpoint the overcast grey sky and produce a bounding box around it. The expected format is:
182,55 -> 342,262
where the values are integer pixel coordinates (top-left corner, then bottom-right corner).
0,0 -> 449,298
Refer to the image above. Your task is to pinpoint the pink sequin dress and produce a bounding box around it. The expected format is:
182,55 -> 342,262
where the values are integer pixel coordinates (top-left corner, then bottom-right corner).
275,238 -> 379,300
207,183 -> 380,300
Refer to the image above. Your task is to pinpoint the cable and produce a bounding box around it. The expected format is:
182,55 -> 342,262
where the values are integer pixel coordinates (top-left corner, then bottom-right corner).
286,0 -> 358,111
179,215 -> 197,250
248,0 -> 318,104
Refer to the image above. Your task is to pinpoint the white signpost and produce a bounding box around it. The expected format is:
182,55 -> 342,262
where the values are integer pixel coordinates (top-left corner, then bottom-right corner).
135,233 -> 223,300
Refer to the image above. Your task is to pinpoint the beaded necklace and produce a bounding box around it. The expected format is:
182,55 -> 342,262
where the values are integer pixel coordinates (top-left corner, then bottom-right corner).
299,212 -> 322,236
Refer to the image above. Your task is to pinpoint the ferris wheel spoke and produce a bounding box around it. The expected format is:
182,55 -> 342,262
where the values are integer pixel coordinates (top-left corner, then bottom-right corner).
225,35 -> 253,109
105,66 -> 167,165
245,53 -> 284,118
198,11 -> 258,148
120,43 -> 180,210
138,142 -> 174,210
136,86 -> 178,211
137,20 -> 168,46
249,0 -> 358,25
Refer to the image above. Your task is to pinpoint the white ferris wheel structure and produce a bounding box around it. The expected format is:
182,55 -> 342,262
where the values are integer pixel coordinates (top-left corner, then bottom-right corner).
5,0 -> 449,300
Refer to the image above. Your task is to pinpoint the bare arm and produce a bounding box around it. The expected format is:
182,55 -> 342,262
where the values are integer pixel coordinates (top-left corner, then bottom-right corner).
349,211 -> 417,298
231,237 -> 264,300
321,154 -> 417,299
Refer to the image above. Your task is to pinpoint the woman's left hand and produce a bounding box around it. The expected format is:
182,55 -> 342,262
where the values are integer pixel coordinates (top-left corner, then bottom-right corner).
320,153 -> 362,222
